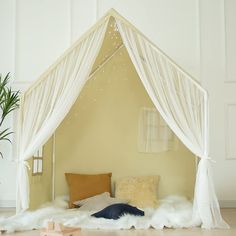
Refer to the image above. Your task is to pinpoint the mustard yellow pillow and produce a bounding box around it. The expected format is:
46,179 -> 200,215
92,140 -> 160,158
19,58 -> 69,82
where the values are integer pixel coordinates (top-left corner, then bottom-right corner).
65,173 -> 112,208
115,176 -> 159,208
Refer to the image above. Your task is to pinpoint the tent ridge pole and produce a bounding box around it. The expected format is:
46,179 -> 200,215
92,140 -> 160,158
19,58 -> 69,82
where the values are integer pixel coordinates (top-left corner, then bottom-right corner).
89,44 -> 124,78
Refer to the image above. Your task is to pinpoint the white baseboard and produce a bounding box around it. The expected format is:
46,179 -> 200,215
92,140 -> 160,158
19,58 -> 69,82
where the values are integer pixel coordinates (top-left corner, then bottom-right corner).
219,200 -> 236,208
0,200 -> 16,208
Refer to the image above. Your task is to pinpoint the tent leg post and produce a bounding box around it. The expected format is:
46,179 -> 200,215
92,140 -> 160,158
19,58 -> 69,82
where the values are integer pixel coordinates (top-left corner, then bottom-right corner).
52,132 -> 56,201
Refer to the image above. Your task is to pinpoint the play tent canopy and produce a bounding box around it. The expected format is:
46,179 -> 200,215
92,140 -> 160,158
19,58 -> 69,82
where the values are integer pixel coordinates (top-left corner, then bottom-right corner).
16,9 -> 228,229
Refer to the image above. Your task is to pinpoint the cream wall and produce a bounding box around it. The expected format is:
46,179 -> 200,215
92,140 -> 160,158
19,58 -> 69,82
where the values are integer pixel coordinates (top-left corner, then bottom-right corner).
53,47 -> 195,201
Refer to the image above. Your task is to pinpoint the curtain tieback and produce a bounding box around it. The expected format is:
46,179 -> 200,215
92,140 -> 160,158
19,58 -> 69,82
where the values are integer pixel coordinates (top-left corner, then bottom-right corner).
12,159 -> 31,170
202,156 -> 216,163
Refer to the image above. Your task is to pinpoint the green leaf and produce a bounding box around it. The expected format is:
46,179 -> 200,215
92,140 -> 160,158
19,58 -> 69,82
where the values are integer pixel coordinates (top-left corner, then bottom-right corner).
0,128 -> 13,142
0,73 -> 20,156
0,73 -> 10,97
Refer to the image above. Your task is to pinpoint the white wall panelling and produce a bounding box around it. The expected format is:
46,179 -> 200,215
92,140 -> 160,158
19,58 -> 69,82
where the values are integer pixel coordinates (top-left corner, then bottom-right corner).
97,0 -> 118,17
199,0 -> 236,204
0,0 -> 236,207
0,0 -> 15,77
225,103 -> 236,160
15,0 -> 71,82
70,0 -> 97,43
0,0 -> 17,207
0,0 -> 98,207
97,0 -> 200,79
224,0 -> 236,83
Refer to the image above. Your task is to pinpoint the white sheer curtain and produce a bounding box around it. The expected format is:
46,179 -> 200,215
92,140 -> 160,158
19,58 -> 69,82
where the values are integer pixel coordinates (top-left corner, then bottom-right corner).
16,19 -> 108,212
116,18 -> 229,229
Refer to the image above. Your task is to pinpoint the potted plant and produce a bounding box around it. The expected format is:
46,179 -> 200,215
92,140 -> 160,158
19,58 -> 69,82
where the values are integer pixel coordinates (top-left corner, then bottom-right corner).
0,73 -> 20,158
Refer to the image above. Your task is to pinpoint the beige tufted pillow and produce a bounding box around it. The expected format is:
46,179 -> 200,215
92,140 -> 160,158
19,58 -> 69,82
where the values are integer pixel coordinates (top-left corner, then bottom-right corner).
115,176 -> 160,208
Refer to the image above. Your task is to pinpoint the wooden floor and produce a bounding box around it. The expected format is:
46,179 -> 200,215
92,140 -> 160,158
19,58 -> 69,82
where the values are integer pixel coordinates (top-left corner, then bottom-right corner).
0,208 -> 236,236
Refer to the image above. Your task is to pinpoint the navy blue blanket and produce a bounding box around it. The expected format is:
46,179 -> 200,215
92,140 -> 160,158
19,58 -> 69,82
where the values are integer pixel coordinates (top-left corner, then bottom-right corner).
91,203 -> 144,220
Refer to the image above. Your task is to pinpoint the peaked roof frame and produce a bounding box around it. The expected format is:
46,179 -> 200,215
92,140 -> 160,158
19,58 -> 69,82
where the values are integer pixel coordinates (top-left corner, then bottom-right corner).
24,9 -> 205,97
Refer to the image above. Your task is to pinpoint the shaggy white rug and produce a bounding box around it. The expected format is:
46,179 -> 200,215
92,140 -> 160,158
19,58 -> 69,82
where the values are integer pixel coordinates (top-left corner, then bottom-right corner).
0,195 -> 200,233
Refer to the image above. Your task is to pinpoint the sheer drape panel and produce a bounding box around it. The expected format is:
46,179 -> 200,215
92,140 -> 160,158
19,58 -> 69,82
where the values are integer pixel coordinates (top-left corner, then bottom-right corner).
116,20 -> 205,157
116,18 -> 229,229
16,20 -> 108,212
193,159 -> 229,228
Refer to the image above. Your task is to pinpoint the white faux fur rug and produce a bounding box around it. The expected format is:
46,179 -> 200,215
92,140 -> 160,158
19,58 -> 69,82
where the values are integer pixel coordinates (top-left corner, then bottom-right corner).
0,195 -> 200,233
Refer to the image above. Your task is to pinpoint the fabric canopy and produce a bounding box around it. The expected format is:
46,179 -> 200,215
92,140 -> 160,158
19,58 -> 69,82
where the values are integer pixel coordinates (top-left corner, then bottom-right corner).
16,18 -> 109,211
16,9 -> 229,229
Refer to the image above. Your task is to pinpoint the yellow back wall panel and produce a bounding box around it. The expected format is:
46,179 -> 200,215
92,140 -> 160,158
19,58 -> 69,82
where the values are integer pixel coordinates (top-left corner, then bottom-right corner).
53,46 -> 196,200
